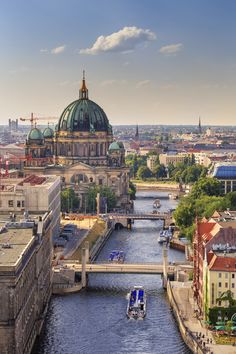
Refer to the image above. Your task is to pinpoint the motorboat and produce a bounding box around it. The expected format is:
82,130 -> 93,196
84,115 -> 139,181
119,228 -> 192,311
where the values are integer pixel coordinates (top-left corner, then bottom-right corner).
127,286 -> 146,319
168,193 -> 178,200
108,250 -> 125,263
153,199 -> 161,209
158,228 -> 173,244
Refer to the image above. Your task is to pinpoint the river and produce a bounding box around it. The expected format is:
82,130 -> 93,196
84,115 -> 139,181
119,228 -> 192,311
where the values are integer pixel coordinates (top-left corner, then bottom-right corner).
33,191 -> 191,354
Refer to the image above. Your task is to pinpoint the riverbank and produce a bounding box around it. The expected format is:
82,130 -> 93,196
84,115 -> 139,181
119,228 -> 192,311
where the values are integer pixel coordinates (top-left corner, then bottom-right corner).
167,281 -> 236,354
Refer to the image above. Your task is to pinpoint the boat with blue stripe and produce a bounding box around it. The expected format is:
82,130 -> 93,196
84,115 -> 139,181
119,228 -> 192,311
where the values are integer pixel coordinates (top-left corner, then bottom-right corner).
127,286 -> 146,319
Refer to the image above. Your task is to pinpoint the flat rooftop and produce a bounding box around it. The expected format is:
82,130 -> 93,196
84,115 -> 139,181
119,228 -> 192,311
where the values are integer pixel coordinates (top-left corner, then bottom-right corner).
0,225 -> 33,267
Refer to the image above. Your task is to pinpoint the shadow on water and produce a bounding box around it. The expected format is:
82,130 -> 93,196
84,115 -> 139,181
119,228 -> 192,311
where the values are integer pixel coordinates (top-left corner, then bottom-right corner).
33,191 -> 191,354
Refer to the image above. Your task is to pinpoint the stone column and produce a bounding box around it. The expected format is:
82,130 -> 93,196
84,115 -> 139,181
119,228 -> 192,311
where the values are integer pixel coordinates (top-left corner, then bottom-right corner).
85,241 -> 89,263
81,248 -> 87,288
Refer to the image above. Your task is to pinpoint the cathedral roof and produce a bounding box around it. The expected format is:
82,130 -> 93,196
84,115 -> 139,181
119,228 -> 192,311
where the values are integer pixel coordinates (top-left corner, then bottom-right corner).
57,73 -> 112,134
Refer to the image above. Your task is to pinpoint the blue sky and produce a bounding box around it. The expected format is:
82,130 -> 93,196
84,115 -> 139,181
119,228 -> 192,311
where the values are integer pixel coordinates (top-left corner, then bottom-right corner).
1,0 -> 236,125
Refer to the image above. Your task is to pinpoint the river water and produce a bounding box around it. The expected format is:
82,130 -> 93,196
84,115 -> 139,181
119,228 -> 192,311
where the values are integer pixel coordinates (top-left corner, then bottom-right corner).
33,191 -> 191,354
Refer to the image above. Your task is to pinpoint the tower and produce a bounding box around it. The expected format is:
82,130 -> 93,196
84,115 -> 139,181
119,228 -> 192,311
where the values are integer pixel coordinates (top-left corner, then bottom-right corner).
198,117 -> 202,135
135,124 -> 139,141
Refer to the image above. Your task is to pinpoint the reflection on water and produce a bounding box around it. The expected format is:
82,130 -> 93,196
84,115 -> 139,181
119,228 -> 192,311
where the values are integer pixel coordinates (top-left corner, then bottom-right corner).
33,191 -> 191,354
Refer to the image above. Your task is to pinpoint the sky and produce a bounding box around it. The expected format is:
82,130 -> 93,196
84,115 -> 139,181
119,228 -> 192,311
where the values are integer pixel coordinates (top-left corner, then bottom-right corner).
1,0 -> 236,126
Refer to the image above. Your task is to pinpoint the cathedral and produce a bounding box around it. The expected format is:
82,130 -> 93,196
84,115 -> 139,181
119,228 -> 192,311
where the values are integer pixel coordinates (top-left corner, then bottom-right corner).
24,74 -> 130,210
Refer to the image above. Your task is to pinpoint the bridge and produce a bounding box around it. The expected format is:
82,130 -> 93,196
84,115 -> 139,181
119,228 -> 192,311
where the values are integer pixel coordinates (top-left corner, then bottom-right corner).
60,262 -> 176,275
107,212 -> 174,228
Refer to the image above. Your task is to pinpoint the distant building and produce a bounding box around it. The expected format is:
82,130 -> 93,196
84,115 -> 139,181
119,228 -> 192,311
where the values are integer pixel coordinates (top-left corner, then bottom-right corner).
0,174 -> 61,236
134,124 -> 139,141
211,162 -> 236,194
147,155 -> 158,172
159,152 -> 191,167
0,211 -> 53,353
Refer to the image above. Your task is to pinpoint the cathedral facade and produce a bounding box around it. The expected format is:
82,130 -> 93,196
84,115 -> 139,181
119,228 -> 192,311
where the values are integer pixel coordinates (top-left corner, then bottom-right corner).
24,75 -> 130,210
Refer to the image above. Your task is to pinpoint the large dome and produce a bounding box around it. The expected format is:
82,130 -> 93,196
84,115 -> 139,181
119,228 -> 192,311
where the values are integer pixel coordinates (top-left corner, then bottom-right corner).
57,75 -> 112,133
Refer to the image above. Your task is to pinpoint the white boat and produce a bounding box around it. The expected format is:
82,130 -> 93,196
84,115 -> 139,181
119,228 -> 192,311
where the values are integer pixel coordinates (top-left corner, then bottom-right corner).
158,229 -> 173,243
168,193 -> 178,200
153,199 -> 161,208
127,286 -> 146,319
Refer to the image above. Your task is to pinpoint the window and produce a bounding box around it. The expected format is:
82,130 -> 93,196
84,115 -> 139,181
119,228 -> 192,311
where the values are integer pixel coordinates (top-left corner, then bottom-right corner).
219,282 -> 222,287
218,291 -> 222,297
22,201 -> 24,207
225,282 -> 228,288
99,179 -> 103,185
17,201 -> 21,208
225,273 -> 228,279
232,283 -> 235,289
219,273 -> 222,278
8,200 -> 14,207
232,274 -> 235,279
218,301 -> 222,306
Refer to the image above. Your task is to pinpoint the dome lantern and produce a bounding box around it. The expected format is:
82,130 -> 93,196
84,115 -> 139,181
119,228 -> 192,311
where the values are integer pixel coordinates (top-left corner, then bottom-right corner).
79,70 -> 88,99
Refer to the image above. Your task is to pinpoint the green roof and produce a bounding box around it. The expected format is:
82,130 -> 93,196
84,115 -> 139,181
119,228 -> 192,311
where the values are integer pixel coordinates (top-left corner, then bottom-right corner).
27,127 -> 44,144
108,141 -> 121,151
43,127 -> 54,138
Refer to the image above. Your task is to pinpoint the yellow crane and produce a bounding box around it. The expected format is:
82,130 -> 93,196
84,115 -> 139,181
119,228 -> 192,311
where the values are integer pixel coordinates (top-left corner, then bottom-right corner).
20,113 -> 57,127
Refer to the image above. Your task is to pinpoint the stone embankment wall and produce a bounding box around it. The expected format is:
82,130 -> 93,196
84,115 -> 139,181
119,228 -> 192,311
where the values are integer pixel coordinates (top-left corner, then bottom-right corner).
90,225 -> 114,262
167,281 -> 204,354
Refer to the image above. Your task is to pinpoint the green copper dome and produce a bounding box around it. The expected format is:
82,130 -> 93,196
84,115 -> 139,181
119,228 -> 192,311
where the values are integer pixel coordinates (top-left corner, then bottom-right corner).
43,126 -> 54,138
57,76 -> 112,133
27,127 -> 44,145
108,141 -> 121,151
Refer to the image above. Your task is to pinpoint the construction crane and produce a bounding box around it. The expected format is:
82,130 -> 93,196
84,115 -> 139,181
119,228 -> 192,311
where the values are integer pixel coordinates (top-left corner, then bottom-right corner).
20,112 -> 57,127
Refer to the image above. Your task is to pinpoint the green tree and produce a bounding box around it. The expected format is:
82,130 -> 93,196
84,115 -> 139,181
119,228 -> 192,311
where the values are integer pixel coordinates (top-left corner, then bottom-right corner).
129,181 -> 136,200
225,192 -> 236,209
137,166 -> 152,180
191,177 -> 222,198
61,188 -> 80,212
87,185 -> 117,213
153,163 -> 167,179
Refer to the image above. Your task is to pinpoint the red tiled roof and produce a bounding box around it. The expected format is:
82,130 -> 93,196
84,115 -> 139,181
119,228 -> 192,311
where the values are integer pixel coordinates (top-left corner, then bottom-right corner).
18,175 -> 47,186
209,254 -> 236,272
198,222 -> 216,237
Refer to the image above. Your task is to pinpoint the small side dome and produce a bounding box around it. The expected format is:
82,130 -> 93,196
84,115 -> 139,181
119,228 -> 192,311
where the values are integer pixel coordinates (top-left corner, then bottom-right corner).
108,141 -> 121,151
43,126 -> 54,139
27,127 -> 44,145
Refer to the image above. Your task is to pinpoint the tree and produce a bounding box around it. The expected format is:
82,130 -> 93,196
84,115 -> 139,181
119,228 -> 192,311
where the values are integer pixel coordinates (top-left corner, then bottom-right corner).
137,166 -> 152,180
61,188 -> 80,212
87,185 -> 117,213
191,177 -> 221,199
129,181 -> 136,200
216,290 -> 236,307
152,163 -> 166,179
225,192 -> 236,209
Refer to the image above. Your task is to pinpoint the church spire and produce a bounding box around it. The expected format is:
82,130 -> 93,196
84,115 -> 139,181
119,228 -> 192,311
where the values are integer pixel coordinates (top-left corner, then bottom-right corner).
135,124 -> 139,140
79,70 -> 89,99
198,116 -> 202,134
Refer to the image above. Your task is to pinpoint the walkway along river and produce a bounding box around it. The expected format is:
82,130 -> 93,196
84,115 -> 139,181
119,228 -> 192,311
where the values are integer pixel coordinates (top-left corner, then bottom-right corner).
33,191 -> 192,354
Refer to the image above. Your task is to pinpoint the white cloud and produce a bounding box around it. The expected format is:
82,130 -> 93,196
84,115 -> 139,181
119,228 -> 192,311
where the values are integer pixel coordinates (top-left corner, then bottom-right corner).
136,80 -> 151,89
80,26 -> 156,55
159,43 -> 183,55
51,45 -> 66,54
40,48 -> 48,53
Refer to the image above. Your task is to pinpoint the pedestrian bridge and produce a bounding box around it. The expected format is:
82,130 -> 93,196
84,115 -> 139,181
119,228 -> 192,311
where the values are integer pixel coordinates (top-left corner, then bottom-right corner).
107,212 -> 174,228
59,262 -> 176,275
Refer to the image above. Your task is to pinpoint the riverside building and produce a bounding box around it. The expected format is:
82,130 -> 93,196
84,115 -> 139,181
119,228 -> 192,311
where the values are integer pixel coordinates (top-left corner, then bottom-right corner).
24,73 -> 130,210
0,174 -> 61,236
0,211 -> 53,354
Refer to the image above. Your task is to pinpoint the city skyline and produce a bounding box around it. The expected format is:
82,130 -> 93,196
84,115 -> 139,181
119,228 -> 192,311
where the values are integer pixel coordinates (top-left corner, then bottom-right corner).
1,0 -> 236,125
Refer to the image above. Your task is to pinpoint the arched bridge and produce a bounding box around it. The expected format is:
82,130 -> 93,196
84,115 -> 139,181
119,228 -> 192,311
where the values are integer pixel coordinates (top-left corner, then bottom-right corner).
107,212 -> 174,228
